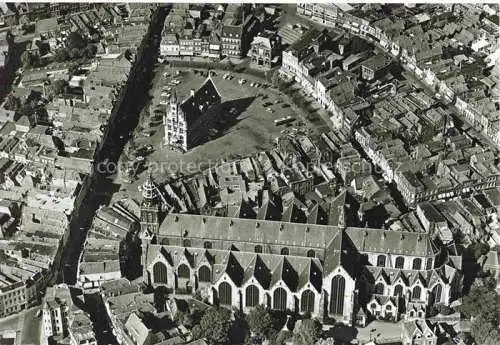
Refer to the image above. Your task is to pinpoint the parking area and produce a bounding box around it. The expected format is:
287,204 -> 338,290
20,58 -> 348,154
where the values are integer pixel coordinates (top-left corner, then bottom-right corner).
0,306 -> 42,345
112,62 -> 329,201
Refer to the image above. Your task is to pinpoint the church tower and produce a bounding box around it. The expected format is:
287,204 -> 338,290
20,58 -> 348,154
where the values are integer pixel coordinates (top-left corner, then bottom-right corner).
140,173 -> 160,239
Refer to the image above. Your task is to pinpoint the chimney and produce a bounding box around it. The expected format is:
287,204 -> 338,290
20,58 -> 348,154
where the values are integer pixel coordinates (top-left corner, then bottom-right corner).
190,89 -> 195,97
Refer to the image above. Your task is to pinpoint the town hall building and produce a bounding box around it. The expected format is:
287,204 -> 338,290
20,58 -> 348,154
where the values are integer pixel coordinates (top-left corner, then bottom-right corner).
163,77 -> 222,152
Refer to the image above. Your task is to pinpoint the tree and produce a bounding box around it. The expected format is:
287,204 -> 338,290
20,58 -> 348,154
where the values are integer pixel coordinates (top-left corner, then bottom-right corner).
470,242 -> 490,260
174,310 -> 195,328
4,94 -> 21,111
229,308 -> 248,345
54,48 -> 70,62
68,32 -> 86,50
69,48 -> 81,60
292,319 -> 322,345
246,305 -> 273,339
21,51 -> 34,67
47,79 -> 68,98
459,278 -> 499,345
68,63 -> 80,76
269,330 -> 291,345
459,280 -> 498,322
84,44 -> 98,58
192,307 -> 232,345
470,315 -> 500,345
153,286 -> 168,312
435,303 -> 453,315
316,338 -> 336,345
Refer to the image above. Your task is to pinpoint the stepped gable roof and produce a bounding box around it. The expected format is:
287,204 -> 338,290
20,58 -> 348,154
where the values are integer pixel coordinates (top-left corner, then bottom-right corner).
179,77 -> 221,125
306,203 -> 319,224
269,256 -> 299,292
256,200 -> 269,220
281,199 -> 307,223
221,251 -> 245,286
345,228 -> 438,257
406,301 -> 426,314
447,255 -> 462,270
409,271 -> 427,287
328,190 -> 347,226
296,259 -> 323,293
323,232 -> 343,276
370,294 -> 398,307
158,246 -> 173,266
428,269 -> 444,288
243,255 -> 272,289
373,267 -> 391,284
390,269 -> 408,285
159,213 -> 340,251
403,320 -> 436,338
187,248 -> 213,268
363,266 -> 452,288
442,264 -> 459,283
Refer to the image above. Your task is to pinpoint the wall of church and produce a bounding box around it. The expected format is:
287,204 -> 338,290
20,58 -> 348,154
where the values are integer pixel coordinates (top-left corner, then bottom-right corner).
363,252 -> 436,270
322,267 -> 356,324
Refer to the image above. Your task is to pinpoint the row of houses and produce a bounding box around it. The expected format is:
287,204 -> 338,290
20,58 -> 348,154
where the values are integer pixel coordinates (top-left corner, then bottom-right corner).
0,4 -> 154,323
160,4 -> 280,66
296,3 -> 500,146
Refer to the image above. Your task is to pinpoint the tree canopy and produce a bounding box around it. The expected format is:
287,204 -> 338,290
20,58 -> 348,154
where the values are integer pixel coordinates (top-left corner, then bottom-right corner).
192,307 -> 232,345
292,319 -> 322,345
68,32 -> 86,50
47,79 -> 68,98
21,51 -> 38,67
246,305 -> 273,339
459,277 -> 500,345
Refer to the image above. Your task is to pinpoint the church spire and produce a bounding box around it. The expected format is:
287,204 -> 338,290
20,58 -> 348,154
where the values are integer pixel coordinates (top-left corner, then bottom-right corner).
142,172 -> 157,201
140,172 -> 161,240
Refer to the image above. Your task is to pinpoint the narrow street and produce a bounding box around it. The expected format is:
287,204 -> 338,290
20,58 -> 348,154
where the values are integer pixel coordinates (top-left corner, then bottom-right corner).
0,35 -> 27,101
53,6 -> 168,345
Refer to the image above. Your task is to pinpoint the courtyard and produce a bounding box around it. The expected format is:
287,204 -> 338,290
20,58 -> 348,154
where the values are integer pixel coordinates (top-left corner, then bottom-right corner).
111,62 -> 329,202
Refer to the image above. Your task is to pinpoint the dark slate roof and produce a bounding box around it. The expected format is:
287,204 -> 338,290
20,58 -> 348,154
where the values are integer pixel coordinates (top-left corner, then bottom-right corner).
243,255 -> 272,289
345,228 -> 439,257
270,256 -> 299,291
297,259 -> 322,293
180,77 -> 221,126
364,264 -> 457,288
223,252 -> 245,286
159,213 -> 340,250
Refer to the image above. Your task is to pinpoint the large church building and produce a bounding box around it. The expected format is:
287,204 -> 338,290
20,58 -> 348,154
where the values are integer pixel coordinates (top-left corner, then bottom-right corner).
140,210 -> 462,324
163,77 -> 221,152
